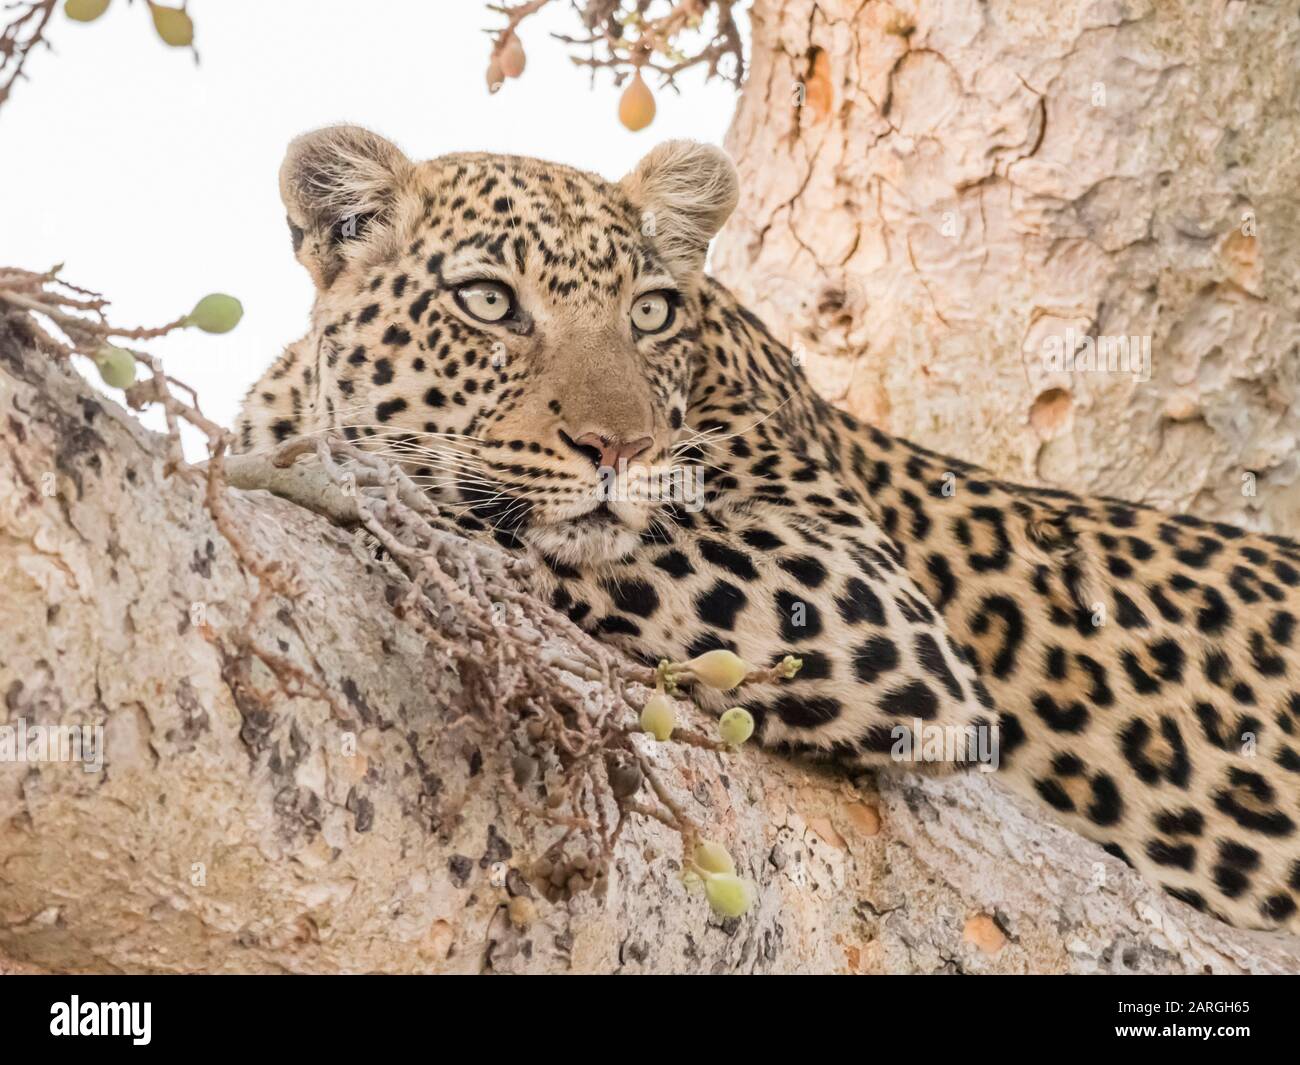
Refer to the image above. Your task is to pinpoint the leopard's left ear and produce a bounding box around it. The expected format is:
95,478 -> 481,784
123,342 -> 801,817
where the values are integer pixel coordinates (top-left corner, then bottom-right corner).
620,140 -> 738,278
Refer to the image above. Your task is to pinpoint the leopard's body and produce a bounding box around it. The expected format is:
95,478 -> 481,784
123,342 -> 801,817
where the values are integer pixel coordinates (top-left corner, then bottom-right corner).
237,126 -> 1300,934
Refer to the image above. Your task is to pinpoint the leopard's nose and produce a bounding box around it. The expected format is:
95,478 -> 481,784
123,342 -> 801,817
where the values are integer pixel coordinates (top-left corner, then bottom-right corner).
562,431 -> 654,471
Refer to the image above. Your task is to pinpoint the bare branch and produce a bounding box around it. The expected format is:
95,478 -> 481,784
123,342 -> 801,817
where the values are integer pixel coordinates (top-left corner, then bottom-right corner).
0,0 -> 57,114
486,0 -> 744,95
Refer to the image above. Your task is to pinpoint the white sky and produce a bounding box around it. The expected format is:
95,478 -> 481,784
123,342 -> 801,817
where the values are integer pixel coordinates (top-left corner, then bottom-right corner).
1,0 -> 745,456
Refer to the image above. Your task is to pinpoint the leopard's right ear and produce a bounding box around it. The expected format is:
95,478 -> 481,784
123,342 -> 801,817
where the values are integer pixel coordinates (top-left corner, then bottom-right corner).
279,125 -> 412,289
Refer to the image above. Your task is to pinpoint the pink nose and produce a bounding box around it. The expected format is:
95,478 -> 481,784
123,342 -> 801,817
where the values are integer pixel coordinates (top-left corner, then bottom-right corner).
570,432 -> 654,471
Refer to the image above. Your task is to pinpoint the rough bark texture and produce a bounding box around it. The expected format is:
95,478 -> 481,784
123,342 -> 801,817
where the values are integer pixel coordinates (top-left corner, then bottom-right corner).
714,0 -> 1300,531
3,331 -> 1300,973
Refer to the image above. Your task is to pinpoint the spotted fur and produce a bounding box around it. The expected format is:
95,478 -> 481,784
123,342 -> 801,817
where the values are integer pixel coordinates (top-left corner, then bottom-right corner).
238,126 -> 1300,934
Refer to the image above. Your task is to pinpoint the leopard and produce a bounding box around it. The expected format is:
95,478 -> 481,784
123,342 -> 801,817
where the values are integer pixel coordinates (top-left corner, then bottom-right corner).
236,124 -> 1300,936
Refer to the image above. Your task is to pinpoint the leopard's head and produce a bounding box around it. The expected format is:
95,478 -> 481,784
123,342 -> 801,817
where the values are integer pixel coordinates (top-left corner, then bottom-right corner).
281,125 -> 738,565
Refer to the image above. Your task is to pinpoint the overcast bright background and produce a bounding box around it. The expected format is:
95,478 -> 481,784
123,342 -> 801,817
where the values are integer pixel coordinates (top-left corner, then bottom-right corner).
1,0 -> 745,455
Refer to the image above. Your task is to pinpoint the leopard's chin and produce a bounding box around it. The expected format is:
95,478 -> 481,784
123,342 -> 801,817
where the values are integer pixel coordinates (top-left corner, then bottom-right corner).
525,502 -> 647,567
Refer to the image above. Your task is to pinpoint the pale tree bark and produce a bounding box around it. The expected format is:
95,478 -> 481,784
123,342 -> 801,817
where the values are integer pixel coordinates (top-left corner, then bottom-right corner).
3,325 -> 1300,973
714,0 -> 1300,530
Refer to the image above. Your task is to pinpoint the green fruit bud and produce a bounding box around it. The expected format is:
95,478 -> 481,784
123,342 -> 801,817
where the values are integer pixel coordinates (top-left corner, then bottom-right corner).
93,345 -> 135,389
639,693 -> 675,741
185,293 -> 243,334
778,654 -> 804,679
704,873 -> 752,918
149,3 -> 193,47
719,707 -> 755,745
65,0 -> 111,22
693,840 -> 735,876
686,649 -> 749,690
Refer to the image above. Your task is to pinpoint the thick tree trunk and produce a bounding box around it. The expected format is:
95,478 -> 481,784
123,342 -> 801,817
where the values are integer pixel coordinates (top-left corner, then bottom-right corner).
3,327 -> 1300,972
714,0 -> 1300,530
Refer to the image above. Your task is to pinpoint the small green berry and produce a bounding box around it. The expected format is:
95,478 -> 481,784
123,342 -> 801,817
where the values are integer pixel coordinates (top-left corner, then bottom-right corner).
639,693 -> 675,741
719,707 -> 755,745
685,649 -> 749,690
93,345 -> 135,389
703,873 -> 753,918
185,293 -> 243,334
693,840 -> 735,876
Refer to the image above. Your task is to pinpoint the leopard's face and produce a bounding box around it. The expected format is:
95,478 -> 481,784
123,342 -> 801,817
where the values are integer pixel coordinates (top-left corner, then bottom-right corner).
267,128 -> 737,566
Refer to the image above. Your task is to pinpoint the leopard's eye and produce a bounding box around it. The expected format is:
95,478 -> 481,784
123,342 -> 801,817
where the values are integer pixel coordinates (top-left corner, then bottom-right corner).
631,290 -> 675,334
456,280 -> 515,324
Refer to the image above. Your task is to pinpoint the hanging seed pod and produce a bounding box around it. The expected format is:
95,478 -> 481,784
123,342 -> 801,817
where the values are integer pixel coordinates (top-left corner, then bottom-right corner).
65,0 -> 111,22
149,2 -> 193,47
499,34 -> 526,78
618,70 -> 656,132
